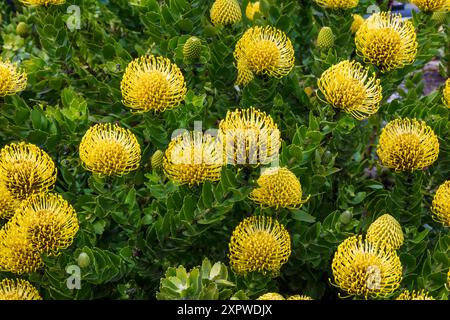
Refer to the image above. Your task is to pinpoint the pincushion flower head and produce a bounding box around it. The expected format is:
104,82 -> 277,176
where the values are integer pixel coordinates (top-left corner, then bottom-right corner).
229,215 -> 291,276
218,108 -> 281,166
10,193 -> 79,256
431,180 -> 450,227
317,60 -> 382,120
366,214 -> 404,250
410,0 -> 449,12
246,1 -> 260,20
331,235 -> 403,299
443,78 -> 450,107
396,289 -> 435,300
0,279 -> 41,300
234,26 -> 294,85
0,142 -> 57,201
79,123 -> 141,177
257,292 -> 285,300
355,12 -> 417,72
121,55 -> 186,112
0,184 -> 18,220
250,167 -> 309,209
376,118 -> 439,172
210,0 -> 242,26
0,59 -> 27,97
287,295 -> 313,300
351,14 -> 364,33
19,0 -> 65,5
163,131 -> 223,186
314,0 -> 359,9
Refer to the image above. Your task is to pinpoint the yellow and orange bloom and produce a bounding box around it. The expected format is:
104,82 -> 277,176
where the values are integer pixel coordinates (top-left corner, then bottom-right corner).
0,59 -> 27,97
210,0 -> 242,26
431,180 -> 450,227
366,214 -> 404,250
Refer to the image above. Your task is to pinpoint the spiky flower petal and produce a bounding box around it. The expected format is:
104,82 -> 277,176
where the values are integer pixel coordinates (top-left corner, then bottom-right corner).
183,37 -> 202,60
431,180 -> 450,227
250,167 -> 309,209
377,118 -> 439,172
0,59 -> 27,97
246,1 -> 260,20
0,279 -> 41,300
121,55 -> 186,112
234,26 -> 294,85
410,0 -> 449,12
79,123 -> 141,177
287,295 -> 313,300
218,108 -> 281,166
317,27 -> 335,50
355,12 -> 417,72
18,0 -> 65,6
331,235 -> 403,299
317,60 -> 382,120
229,215 -> 291,276
0,142 -> 57,201
396,289 -> 435,300
314,0 -> 359,9
366,214 -> 404,250
351,14 -> 365,33
210,0 -> 242,26
163,131 -> 223,186
443,78 -> 450,107
257,292 -> 285,300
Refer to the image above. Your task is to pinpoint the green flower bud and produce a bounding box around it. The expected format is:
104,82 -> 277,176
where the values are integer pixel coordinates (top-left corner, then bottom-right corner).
340,210 -> 353,224
317,27 -> 334,50
77,252 -> 90,268
151,149 -> 164,171
16,22 -> 29,37
183,36 -> 202,60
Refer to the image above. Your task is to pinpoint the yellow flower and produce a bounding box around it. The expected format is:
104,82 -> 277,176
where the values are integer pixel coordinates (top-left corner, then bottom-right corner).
314,0 -> 359,9
0,142 -> 57,201
431,180 -> 450,227
210,0 -> 242,26
410,0 -> 449,12
19,0 -> 65,5
10,193 -> 79,256
121,55 -> 186,112
218,108 -> 281,166
0,279 -> 42,300
396,289 -> 435,300
287,294 -> 313,300
355,12 -> 417,72
79,123 -> 141,177
163,131 -> 223,186
331,235 -> 403,299
257,292 -> 285,300
317,60 -> 382,120
229,215 -> 291,276
377,118 -> 439,172
443,78 -> 450,107
234,26 -> 294,84
0,184 -> 18,220
0,59 -> 27,97
246,1 -> 260,20
249,167 -> 309,209
0,228 -> 43,274
235,59 -> 255,87
351,14 -> 365,33
366,214 -> 404,250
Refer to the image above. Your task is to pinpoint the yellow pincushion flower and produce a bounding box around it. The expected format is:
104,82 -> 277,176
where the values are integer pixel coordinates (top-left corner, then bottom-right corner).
0,279 -> 42,300
410,0 -> 449,12
431,180 -> 450,227
0,142 -> 57,201
218,108 -> 281,166
10,193 -> 79,256
250,167 -> 309,209
396,289 -> 435,300
317,60 -> 382,120
121,55 -> 186,113
0,184 -> 18,220
314,0 -> 359,9
19,0 -> 65,5
377,118 -> 439,172
0,59 -> 27,97
366,214 -> 404,250
163,131 -> 223,186
355,12 -> 417,72
257,292 -> 285,300
443,78 -> 450,107
229,215 -> 291,276
79,123 -> 141,177
331,235 -> 403,299
246,1 -> 260,20
287,294 -> 313,300
235,59 -> 255,87
234,26 -> 294,85
351,14 -> 365,33
210,0 -> 242,26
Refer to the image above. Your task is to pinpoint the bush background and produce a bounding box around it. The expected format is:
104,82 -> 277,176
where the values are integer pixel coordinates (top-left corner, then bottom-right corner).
0,0 -> 449,299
